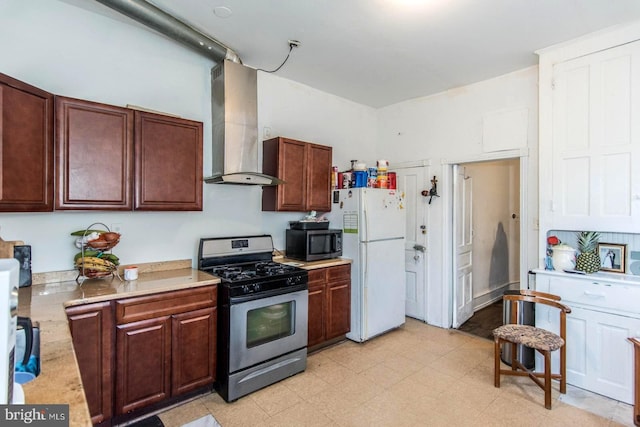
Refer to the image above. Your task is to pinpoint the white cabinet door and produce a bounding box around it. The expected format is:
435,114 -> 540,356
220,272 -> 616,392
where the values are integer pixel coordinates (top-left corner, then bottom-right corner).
589,309 -> 640,404
565,307 -> 589,389
550,40 -> 640,232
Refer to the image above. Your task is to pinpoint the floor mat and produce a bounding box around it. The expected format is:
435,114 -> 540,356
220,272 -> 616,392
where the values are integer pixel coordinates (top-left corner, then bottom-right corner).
128,415 -> 165,427
181,414 -> 221,427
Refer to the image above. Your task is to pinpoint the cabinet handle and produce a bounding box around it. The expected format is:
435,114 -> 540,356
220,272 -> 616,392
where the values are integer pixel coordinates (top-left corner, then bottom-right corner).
583,290 -> 605,298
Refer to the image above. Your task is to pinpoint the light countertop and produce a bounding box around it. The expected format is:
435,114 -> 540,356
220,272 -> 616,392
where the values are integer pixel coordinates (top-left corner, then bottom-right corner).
275,257 -> 352,270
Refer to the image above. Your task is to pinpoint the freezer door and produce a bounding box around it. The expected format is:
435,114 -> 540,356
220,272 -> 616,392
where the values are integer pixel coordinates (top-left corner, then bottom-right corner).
360,238 -> 406,340
361,189 -> 405,242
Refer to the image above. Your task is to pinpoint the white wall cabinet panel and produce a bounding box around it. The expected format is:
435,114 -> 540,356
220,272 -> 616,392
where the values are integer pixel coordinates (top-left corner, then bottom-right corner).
548,40 -> 640,232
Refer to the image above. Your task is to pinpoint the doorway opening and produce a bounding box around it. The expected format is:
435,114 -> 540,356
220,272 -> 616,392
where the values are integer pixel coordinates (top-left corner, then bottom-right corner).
454,158 -> 521,340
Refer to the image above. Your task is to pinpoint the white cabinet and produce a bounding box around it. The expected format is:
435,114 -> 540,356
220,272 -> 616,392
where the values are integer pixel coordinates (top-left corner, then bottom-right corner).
548,41 -> 640,232
538,22 -> 640,261
535,270 -> 640,404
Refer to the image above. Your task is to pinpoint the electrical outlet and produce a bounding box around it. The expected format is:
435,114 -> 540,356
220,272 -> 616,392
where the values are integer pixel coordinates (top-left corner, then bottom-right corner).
111,223 -> 122,233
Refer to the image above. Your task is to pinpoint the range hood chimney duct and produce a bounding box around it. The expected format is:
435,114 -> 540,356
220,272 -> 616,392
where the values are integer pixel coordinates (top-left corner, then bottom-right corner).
94,0 -> 237,62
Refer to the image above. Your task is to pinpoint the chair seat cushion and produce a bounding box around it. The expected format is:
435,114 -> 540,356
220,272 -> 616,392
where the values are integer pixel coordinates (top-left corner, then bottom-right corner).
493,324 -> 564,352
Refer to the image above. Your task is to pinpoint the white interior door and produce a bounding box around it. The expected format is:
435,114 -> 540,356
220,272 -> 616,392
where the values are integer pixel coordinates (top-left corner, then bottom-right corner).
453,165 -> 473,328
394,166 -> 427,320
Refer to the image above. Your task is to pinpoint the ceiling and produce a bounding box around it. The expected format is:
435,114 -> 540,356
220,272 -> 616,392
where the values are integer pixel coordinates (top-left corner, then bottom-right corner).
62,0 -> 640,108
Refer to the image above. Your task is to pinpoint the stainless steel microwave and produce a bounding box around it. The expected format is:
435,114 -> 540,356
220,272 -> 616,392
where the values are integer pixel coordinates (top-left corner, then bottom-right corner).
285,229 -> 342,261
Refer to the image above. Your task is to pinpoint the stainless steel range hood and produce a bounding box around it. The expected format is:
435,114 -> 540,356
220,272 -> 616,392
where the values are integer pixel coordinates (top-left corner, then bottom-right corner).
205,60 -> 283,185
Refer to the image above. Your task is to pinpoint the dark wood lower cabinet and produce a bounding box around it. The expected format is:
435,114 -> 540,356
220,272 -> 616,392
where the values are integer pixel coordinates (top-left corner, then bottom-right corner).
307,271 -> 327,348
171,307 -> 217,395
66,302 -> 114,425
307,264 -> 351,350
68,286 -> 217,425
116,316 -> 172,415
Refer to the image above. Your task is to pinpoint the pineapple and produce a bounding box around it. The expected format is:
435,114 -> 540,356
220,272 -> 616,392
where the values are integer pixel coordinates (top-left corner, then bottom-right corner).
575,231 -> 601,273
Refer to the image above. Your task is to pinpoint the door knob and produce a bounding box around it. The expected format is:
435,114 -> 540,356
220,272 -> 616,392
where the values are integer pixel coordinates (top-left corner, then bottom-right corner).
413,244 -> 426,252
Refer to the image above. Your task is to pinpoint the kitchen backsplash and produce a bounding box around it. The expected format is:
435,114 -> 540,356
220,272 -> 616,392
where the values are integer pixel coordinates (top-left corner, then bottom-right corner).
548,230 -> 640,275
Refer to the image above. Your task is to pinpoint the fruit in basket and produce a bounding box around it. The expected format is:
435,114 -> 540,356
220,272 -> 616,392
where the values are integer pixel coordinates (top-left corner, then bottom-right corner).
101,232 -> 120,243
75,256 -> 117,272
74,251 -> 119,265
70,229 -> 107,236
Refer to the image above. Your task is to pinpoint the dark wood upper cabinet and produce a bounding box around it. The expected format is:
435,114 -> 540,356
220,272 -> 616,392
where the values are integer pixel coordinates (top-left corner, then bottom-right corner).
306,143 -> 333,212
134,111 -> 203,211
55,98 -> 203,211
262,137 -> 332,212
0,73 -> 54,212
55,96 -> 134,210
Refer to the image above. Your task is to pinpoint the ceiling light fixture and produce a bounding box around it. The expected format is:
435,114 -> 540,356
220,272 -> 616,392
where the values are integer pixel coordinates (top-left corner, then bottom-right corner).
213,6 -> 232,18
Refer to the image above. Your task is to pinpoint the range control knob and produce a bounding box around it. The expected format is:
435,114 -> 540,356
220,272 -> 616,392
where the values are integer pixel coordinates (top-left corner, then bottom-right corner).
286,275 -> 302,286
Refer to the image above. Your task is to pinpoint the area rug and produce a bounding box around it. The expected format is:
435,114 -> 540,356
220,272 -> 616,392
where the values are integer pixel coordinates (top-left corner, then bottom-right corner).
128,415 -> 165,427
181,414 -> 221,427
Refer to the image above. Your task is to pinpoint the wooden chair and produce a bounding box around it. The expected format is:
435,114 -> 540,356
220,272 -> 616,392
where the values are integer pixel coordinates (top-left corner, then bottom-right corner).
492,290 -> 571,409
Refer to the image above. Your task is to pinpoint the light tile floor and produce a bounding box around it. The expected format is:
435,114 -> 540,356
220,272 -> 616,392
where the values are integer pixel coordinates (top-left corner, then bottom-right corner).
157,318 -> 634,427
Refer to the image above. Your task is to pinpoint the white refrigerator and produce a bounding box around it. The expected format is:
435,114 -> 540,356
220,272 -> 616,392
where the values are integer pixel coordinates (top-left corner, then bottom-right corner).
327,188 -> 406,342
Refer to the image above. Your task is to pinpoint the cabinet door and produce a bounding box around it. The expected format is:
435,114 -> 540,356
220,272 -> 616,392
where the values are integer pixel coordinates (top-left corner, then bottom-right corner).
588,309 -> 640,404
0,73 -> 54,212
326,265 -> 351,340
262,137 -> 307,211
116,316 -> 171,414
66,302 -> 114,424
306,143 -> 332,212
134,111 -> 203,211
55,96 -> 133,210
550,41 -> 640,231
171,307 -> 216,395
307,269 -> 327,348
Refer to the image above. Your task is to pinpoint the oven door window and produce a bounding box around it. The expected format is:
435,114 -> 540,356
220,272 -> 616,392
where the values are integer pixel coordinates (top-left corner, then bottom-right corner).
308,234 -> 331,255
246,302 -> 295,348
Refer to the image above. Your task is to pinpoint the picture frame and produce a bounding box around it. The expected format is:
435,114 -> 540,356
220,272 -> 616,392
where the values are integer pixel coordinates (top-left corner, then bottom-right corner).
598,243 -> 626,273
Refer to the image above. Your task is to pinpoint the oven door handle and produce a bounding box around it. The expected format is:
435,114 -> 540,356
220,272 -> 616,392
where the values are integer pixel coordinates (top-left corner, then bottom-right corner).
229,282 -> 308,304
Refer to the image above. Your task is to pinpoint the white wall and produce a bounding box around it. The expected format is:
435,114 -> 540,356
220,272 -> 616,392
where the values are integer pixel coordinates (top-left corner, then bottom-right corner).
377,67 -> 539,327
0,0 -> 376,272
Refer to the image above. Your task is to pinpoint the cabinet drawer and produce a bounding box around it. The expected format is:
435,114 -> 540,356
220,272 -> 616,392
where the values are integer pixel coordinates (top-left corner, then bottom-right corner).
116,286 -> 216,324
307,269 -> 327,284
327,264 -> 350,281
549,277 -> 640,315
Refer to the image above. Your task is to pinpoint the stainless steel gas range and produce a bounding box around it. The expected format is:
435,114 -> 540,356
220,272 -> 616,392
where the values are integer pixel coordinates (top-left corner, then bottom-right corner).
198,235 -> 308,402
